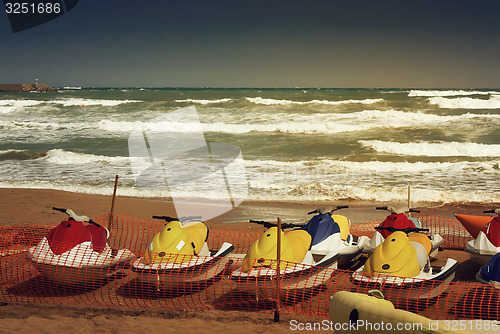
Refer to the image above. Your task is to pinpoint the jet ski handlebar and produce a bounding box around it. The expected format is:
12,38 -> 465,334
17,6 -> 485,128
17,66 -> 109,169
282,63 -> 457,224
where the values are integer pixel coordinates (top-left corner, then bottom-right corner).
374,226 -> 429,234
152,215 -> 203,223
484,209 -> 500,215
307,205 -> 348,215
52,207 -> 100,227
375,206 -> 420,214
249,219 -> 301,229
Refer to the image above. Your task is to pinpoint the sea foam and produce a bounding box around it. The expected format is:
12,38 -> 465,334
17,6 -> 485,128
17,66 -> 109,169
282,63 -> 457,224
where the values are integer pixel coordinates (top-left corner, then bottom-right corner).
54,98 -> 142,107
96,109 -> 500,135
0,99 -> 47,113
409,90 -> 495,97
359,140 -> 500,157
43,149 -> 130,165
245,97 -> 383,105
174,98 -> 233,104
428,95 -> 500,109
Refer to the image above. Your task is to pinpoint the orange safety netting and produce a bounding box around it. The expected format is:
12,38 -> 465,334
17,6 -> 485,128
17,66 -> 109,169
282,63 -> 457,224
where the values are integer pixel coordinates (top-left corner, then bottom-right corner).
0,213 -> 497,320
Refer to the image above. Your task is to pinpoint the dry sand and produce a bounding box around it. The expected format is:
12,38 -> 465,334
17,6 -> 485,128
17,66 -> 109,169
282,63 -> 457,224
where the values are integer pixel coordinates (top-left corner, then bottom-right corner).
0,188 -> 497,333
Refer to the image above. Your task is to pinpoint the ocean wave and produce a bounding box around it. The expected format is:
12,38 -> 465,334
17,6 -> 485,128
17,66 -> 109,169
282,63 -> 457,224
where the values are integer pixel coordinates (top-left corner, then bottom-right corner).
174,98 -> 233,104
54,98 -> 142,107
2,181 -> 496,205
408,90 -> 495,97
98,119 -> 204,133
0,120 -> 74,131
42,149 -> 130,165
428,95 -> 500,109
245,158 -> 499,175
0,99 -> 47,113
98,115 -> 384,134
0,99 -> 45,107
2,154 -> 499,205
97,109 -> 500,135
359,140 -> 500,157
245,97 -> 384,106
280,185 -> 500,204
0,149 -> 46,161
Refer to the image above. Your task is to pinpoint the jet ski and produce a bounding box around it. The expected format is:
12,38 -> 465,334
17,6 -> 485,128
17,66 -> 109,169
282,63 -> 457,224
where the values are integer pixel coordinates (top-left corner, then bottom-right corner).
455,213 -> 493,239
302,206 -> 369,268
460,209 -> 500,264
352,226 -> 458,299
26,207 -> 135,286
230,220 -> 340,301
364,206 -> 444,258
131,215 -> 234,291
476,252 -> 500,289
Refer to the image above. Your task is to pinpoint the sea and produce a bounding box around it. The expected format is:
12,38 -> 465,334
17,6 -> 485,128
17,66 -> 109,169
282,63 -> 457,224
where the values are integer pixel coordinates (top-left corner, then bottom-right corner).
1,88 -> 500,206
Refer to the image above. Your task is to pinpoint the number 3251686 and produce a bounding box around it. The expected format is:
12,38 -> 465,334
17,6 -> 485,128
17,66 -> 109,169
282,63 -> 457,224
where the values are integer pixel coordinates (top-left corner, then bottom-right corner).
5,2 -> 61,14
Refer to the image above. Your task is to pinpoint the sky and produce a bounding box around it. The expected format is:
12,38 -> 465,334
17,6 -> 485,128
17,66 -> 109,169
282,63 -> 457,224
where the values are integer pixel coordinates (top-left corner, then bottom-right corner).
1,0 -> 500,88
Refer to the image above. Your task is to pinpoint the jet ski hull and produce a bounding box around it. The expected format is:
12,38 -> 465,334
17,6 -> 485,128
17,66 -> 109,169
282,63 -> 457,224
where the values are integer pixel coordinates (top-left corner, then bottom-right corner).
351,259 -> 458,300
230,252 -> 339,301
27,238 -> 135,286
311,235 -> 369,269
131,242 -> 234,290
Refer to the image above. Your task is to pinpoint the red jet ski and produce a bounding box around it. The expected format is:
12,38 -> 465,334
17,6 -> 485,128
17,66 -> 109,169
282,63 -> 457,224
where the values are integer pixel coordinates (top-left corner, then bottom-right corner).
26,207 -> 135,286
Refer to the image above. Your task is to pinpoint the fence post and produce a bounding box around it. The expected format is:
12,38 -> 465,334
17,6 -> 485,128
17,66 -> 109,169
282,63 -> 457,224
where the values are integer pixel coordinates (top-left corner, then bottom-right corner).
274,217 -> 281,322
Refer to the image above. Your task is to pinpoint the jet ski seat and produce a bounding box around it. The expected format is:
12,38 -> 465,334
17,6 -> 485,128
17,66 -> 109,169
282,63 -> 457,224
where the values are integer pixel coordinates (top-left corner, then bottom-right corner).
144,220 -> 209,264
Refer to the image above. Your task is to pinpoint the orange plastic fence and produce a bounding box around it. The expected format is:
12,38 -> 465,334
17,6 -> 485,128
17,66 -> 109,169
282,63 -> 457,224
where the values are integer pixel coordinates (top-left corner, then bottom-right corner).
0,213 -> 496,321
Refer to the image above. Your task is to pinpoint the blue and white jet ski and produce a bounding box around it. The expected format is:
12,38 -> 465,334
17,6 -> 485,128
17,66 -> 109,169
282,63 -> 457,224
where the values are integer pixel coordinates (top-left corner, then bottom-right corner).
301,206 -> 369,268
476,252 -> 500,289
230,220 -> 339,301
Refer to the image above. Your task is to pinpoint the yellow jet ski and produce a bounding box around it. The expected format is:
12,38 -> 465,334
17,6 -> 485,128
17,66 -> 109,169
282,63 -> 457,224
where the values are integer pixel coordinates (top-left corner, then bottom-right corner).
230,221 -> 340,301
352,226 -> 457,299
132,215 -> 234,291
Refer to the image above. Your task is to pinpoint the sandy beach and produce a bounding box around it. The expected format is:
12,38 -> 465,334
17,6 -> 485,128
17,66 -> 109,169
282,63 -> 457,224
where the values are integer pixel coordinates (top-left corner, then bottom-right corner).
0,188 -> 498,333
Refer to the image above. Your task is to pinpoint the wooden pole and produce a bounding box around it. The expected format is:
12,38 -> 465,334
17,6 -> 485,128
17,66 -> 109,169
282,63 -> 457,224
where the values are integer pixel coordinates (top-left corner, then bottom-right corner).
108,175 -> 119,232
407,185 -> 411,217
274,217 -> 281,322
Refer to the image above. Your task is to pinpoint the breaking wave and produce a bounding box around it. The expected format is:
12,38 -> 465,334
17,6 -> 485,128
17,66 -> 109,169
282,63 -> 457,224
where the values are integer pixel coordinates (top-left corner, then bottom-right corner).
174,98 -> 233,104
428,95 -> 500,109
359,140 -> 500,157
43,149 -> 130,165
409,90 -> 495,97
97,109 -> 500,135
245,97 -> 384,105
54,98 -> 142,106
